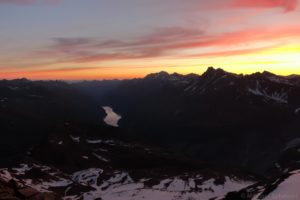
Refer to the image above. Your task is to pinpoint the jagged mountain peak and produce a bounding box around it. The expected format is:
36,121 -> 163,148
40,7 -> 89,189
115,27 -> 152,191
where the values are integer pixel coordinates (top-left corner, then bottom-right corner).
145,67 -> 230,81
200,67 -> 242,83
144,68 -> 300,83
145,71 -> 193,83
248,70 -> 298,86
145,71 -> 169,79
205,66 -> 224,73
262,70 -> 276,77
249,70 -> 280,80
203,67 -> 227,76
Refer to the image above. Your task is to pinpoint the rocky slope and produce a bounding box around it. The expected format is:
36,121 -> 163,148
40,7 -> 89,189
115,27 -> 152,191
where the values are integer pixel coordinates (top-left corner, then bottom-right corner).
0,123 -> 255,200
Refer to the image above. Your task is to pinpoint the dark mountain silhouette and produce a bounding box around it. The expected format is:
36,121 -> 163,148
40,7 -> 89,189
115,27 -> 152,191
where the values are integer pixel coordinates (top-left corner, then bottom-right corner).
1,67 -> 300,199
103,67 -> 300,174
0,79 -> 105,167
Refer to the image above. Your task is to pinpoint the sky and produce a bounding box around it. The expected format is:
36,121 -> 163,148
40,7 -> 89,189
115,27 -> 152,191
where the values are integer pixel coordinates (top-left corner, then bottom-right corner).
0,0 -> 299,80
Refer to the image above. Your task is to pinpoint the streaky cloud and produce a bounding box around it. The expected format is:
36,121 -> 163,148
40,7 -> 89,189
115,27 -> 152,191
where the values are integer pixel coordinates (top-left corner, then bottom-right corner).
37,25 -> 300,63
231,0 -> 298,12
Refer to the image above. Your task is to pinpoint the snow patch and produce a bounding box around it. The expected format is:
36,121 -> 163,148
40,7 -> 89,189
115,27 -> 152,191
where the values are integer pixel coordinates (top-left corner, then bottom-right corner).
92,153 -> 110,162
247,81 -> 287,103
70,135 -> 80,143
86,139 -> 102,144
0,169 -> 13,181
12,164 -> 32,175
72,168 -> 103,187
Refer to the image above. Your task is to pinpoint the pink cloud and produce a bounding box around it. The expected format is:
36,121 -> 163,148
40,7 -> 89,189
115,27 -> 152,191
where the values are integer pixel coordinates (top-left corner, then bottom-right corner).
231,0 -> 298,12
186,44 -> 281,58
35,25 -> 300,64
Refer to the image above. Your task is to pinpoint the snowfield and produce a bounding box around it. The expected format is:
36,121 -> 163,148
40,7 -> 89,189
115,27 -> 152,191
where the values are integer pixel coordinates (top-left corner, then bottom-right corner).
263,173 -> 300,200
0,164 -> 254,200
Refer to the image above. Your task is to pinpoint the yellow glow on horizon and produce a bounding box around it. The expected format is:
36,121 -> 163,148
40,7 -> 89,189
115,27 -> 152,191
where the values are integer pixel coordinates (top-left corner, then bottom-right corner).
0,44 -> 299,80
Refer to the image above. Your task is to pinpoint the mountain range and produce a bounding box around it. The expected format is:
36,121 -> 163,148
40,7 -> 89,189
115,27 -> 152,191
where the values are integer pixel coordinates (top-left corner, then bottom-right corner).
1,67 -> 300,200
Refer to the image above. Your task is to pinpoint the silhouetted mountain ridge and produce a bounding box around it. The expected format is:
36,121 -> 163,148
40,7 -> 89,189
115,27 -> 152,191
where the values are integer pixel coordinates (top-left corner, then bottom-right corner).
1,67 -> 300,199
104,67 -> 300,174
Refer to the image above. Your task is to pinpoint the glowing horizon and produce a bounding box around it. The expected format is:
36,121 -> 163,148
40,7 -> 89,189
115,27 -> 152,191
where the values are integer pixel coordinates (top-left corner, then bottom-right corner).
0,0 -> 299,80
2,65 -> 300,81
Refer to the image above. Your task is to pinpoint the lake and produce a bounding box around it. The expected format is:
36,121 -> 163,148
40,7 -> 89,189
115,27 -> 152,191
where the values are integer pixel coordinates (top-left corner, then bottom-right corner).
102,106 -> 122,127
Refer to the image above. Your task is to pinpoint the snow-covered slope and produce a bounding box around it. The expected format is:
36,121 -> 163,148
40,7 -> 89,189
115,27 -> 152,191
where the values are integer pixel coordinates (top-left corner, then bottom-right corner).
0,123 -> 256,200
0,163 -> 253,200
263,170 -> 300,200
221,140 -> 300,200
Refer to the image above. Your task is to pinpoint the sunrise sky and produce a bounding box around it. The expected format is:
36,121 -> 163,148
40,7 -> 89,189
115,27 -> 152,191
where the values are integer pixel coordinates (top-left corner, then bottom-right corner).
0,0 -> 299,80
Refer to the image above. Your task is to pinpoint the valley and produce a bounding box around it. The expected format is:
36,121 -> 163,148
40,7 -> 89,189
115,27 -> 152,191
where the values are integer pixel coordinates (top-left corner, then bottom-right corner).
1,68 -> 300,200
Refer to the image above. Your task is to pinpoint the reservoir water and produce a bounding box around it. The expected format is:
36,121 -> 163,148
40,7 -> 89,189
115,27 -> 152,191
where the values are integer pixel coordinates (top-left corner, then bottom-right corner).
102,106 -> 122,127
